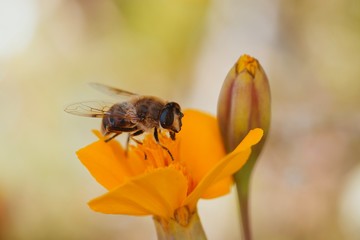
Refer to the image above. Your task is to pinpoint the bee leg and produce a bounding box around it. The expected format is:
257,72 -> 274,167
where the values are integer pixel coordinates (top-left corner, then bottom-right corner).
125,134 -> 131,156
127,130 -> 147,159
169,131 -> 176,141
154,127 -> 174,161
132,129 -> 144,137
105,133 -> 120,142
130,130 -> 144,145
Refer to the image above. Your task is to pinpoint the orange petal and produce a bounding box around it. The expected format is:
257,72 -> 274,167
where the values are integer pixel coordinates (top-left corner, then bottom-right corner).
77,130 -> 150,190
234,128 -> 264,153
77,140 -> 129,190
178,110 -> 226,187
183,128 -> 263,211
88,167 -> 188,219
92,130 -> 148,177
201,177 -> 233,199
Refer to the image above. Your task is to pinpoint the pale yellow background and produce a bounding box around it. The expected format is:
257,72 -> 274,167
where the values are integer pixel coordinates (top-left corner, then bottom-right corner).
0,0 -> 360,239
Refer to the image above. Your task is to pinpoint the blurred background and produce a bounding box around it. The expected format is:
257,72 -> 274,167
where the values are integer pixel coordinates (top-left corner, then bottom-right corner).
1,0 -> 360,239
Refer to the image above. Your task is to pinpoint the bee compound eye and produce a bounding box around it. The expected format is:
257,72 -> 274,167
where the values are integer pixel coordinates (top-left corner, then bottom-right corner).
160,108 -> 174,128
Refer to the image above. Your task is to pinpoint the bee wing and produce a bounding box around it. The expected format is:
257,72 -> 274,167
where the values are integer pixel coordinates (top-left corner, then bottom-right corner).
64,100 -> 142,122
89,82 -> 138,98
64,100 -> 113,118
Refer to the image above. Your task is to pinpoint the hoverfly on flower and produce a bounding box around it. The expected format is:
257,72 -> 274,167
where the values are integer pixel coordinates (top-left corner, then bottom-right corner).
65,83 -> 184,160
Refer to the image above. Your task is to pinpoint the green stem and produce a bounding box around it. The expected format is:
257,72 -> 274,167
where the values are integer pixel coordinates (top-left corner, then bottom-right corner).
234,152 -> 258,240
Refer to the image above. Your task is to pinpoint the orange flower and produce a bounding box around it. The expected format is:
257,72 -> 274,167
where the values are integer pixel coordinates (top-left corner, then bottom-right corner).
76,109 -> 263,222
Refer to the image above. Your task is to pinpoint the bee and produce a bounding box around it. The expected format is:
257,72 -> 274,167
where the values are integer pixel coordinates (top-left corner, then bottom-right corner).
65,83 -> 184,160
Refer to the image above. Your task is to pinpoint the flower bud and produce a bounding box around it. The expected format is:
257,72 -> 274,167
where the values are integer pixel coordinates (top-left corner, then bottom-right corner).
217,54 -> 271,240
217,54 -> 271,153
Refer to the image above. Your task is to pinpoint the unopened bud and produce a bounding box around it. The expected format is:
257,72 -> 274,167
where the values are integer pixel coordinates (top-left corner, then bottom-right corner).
217,54 -> 270,153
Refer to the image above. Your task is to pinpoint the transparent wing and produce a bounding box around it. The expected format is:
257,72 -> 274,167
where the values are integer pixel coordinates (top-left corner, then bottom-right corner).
89,82 -> 138,98
64,100 -> 142,122
64,101 -> 113,118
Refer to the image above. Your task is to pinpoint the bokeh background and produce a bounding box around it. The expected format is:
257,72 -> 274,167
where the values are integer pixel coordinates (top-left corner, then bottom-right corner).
1,0 -> 360,239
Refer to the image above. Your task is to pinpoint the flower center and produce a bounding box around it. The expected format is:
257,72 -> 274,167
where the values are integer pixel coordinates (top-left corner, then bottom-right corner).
131,132 -> 195,194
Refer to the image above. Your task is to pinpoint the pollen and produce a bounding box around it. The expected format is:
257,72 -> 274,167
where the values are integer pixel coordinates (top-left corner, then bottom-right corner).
133,132 -> 195,194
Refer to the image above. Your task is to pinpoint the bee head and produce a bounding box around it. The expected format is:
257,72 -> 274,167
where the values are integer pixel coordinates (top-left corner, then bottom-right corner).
159,102 -> 184,133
